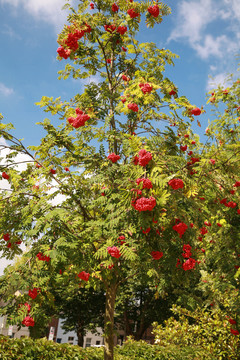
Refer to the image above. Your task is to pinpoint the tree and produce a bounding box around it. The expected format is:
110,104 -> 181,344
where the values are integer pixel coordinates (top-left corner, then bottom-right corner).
54,288 -> 105,347
115,274 -> 177,341
0,1 -> 240,359
0,252 -> 105,346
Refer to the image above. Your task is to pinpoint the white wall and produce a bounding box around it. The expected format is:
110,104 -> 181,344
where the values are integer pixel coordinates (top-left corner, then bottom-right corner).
55,319 -> 104,347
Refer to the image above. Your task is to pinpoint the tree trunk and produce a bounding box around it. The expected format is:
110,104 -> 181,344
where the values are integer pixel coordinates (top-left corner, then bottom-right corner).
124,308 -> 133,338
104,283 -> 118,360
76,325 -> 84,347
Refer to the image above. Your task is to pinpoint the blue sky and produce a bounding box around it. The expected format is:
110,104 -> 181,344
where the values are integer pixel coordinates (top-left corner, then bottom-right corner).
0,0 -> 239,148
0,0 -> 239,273
0,0 -> 240,145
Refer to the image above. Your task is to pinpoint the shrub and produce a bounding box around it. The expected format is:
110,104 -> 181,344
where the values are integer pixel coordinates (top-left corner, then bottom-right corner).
115,337 -> 213,360
0,335 -> 213,360
152,305 -> 240,359
0,336 -> 104,360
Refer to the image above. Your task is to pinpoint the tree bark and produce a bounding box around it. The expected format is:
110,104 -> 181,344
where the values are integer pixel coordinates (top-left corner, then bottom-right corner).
76,325 -> 84,347
104,283 -> 118,360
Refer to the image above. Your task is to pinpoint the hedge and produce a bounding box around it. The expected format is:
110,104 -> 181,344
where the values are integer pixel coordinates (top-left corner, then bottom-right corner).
0,336 -> 213,360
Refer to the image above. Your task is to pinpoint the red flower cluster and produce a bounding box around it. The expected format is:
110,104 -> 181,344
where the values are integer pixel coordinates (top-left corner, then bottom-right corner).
78,271 -> 90,281
2,172 -> 9,180
67,108 -> 90,128
107,153 -> 120,163
3,233 -> 15,248
229,318 -> 237,325
191,107 -> 201,116
3,233 -> 10,241
57,26 -> 90,59
104,24 -> 117,32
139,83 -> 153,94
131,188 -> 142,196
189,157 -> 200,165
220,198 -> 237,208
151,251 -> 163,260
107,246 -> 121,258
28,288 -> 38,300
148,5 -> 160,17
22,316 -> 35,327
118,235 -> 126,245
122,46 -> 127,52
24,302 -> 31,313
37,252 -> 50,262
90,2 -> 94,9
128,103 -> 139,112
117,26 -> 127,35
122,74 -> 129,81
133,156 -> 139,165
136,178 -> 153,189
169,89 -> 176,96
127,9 -> 140,18
172,222 -> 188,238
137,149 -> 152,166
168,178 -> 184,190
57,46 -> 71,59
182,258 -> 196,271
200,227 -> 208,235
142,227 -> 151,234
50,169 -> 56,174
182,244 -> 192,258
65,30 -> 84,51
230,328 -> 239,335
111,3 -> 119,12
180,145 -> 187,151
132,196 -> 156,212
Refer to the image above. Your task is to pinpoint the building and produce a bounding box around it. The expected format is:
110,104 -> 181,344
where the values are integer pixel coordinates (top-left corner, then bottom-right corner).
0,315 -> 29,339
55,319 -> 104,347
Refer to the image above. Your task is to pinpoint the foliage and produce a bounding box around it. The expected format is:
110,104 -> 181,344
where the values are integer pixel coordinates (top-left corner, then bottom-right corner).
153,305 -> 240,359
115,273 -> 176,340
0,0 -> 240,359
0,335 -> 213,360
0,336 -> 104,360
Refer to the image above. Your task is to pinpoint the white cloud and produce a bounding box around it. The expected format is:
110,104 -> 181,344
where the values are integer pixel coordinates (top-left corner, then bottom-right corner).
168,0 -> 240,60
193,34 -> 237,60
230,0 -> 240,20
206,72 -> 230,91
0,146 -> 32,172
168,0 -> 216,44
0,138 -> 7,146
0,0 -> 77,33
0,83 -> 14,96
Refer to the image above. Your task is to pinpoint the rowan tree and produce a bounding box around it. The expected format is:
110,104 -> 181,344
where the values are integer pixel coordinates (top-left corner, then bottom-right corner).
0,1 -> 240,359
